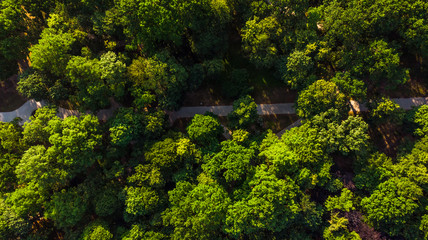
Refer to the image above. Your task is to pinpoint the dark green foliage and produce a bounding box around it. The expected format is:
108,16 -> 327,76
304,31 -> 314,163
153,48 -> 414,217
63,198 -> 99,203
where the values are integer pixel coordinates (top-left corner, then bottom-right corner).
93,186 -> 120,217
128,53 -> 188,110
331,72 -> 366,101
45,187 -> 88,229
0,0 -> 29,80
222,68 -> 252,98
1,0 -> 428,238
187,114 -> 223,147
17,71 -> 52,101
0,198 -> 30,239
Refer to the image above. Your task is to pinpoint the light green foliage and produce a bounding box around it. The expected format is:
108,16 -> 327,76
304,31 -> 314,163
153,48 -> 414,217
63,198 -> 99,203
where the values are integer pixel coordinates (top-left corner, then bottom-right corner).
67,51 -> 126,111
30,28 -> 76,76
124,186 -> 161,217
45,187 -> 87,229
242,16 -> 282,68
228,95 -> 258,129
128,164 -> 165,189
225,165 -> 303,237
203,139 -> 255,183
121,225 -> 166,240
325,188 -> 355,212
331,114 -> 369,155
297,80 -> 347,119
361,177 -> 423,237
263,125 -> 332,189
48,114 -> 102,175
15,145 -> 59,189
369,97 -> 404,125
414,105 -> 428,136
391,136 -> 428,188
163,181 -> 231,240
323,213 -> 361,240
331,72 -> 366,100
128,53 -> 188,110
187,114 -> 223,147
98,51 -> 127,100
82,221 -> 113,240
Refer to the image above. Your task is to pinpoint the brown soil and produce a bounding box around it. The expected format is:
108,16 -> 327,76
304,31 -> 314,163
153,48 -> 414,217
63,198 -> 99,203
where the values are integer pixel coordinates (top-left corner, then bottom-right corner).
261,114 -> 299,132
253,86 -> 297,104
344,211 -> 401,240
368,122 -> 407,158
181,86 -> 232,106
0,75 -> 27,112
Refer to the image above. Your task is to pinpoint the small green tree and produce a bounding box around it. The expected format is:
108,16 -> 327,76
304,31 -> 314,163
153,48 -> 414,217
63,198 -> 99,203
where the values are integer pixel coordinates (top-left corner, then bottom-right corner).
187,114 -> 223,147
368,97 -> 404,125
296,80 -> 347,119
361,177 -> 423,237
414,105 -> 428,137
162,181 -> 231,240
81,221 -> 113,240
241,16 -> 283,68
331,72 -> 366,101
30,29 -> 76,76
323,213 -> 361,240
228,95 -> 258,129
45,187 -> 88,229
325,188 -> 355,212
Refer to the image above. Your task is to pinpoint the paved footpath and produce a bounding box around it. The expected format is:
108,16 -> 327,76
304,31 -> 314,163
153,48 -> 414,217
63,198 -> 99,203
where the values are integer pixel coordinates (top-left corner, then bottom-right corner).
1,97 -> 428,127
0,99 -> 119,124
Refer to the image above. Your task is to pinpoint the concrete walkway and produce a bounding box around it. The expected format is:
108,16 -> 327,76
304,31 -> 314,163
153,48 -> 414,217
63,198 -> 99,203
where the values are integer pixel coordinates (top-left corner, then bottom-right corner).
1,97 -> 428,131
0,99 -> 119,124
168,103 -> 295,122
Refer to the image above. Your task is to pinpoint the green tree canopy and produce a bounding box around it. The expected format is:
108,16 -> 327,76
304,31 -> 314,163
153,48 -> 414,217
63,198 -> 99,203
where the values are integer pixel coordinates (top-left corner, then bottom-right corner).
187,114 -> 223,147
297,80 -> 348,119
227,95 -> 258,130
163,181 -> 231,239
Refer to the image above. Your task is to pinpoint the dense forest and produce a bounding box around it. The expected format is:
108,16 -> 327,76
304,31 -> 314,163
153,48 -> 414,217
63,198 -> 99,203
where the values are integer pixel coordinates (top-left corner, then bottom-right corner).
1,0 -> 428,239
